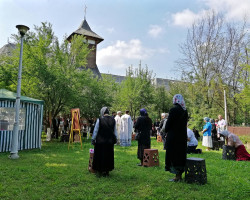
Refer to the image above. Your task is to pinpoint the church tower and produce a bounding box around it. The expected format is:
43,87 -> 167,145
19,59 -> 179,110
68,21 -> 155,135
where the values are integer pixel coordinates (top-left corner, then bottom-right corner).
67,10 -> 103,77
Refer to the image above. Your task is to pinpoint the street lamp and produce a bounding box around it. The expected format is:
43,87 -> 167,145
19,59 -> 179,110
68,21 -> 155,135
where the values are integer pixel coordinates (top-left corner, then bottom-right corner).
9,25 -> 29,159
223,85 -> 228,129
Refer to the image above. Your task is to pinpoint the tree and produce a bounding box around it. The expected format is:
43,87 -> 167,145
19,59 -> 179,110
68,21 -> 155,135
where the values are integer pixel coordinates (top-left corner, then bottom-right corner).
177,11 -> 249,125
152,85 -> 171,119
235,47 -> 250,124
112,64 -> 155,119
0,22 -> 116,126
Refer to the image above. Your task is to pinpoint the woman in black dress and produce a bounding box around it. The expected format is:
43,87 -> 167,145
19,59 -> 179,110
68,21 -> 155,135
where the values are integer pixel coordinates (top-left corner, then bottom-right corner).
210,119 -> 218,142
91,107 -> 117,176
164,94 -> 188,182
135,108 -> 152,166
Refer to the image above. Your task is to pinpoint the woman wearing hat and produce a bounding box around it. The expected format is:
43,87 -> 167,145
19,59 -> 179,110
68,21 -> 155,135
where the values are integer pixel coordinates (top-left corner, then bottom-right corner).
134,108 -> 152,166
202,117 -> 213,151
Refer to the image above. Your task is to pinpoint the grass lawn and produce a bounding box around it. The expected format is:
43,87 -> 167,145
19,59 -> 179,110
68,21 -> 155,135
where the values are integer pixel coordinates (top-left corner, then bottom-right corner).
0,138 -> 249,200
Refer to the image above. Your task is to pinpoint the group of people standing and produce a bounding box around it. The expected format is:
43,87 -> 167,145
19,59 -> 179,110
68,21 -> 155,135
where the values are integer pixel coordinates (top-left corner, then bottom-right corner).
202,115 -> 227,151
114,111 -> 133,146
90,94 -> 189,181
52,116 -> 70,139
90,93 -> 249,180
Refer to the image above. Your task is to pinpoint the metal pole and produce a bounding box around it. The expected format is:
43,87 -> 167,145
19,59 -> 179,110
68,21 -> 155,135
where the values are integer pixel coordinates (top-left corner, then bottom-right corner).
9,35 -> 24,159
224,89 -> 228,130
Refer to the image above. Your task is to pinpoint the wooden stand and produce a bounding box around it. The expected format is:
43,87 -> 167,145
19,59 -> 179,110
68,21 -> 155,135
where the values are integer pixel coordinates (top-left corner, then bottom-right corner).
143,149 -> 159,167
68,109 -> 83,150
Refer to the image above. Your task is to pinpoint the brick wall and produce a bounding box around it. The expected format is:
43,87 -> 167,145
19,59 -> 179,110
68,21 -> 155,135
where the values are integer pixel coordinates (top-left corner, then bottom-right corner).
228,126 -> 250,136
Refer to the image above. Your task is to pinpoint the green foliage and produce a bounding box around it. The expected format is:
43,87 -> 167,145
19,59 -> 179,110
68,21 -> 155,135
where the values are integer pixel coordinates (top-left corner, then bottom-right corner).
0,22 -> 116,124
0,139 -> 249,200
177,11 -> 250,125
150,86 -> 171,121
239,135 -> 250,144
235,57 -> 250,124
112,65 -> 155,119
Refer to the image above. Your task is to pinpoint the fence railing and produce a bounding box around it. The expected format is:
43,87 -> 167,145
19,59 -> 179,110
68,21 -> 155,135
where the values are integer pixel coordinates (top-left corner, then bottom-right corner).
228,126 -> 250,136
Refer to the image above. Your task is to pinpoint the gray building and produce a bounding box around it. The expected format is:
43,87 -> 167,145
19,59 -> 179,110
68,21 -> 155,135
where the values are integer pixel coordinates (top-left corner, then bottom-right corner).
102,73 -> 176,90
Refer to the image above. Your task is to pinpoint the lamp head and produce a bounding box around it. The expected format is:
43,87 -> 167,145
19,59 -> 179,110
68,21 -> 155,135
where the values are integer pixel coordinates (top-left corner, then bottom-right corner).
16,25 -> 30,36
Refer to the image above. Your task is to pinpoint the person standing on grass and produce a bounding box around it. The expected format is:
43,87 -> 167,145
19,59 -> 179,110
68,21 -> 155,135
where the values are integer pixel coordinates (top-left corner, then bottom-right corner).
158,113 -> 168,150
220,130 -> 250,161
210,118 -> 218,143
135,108 -> 152,166
120,110 -> 133,146
202,117 -> 213,151
114,111 -> 122,144
91,107 -> 117,177
217,115 -> 227,140
164,94 -> 188,182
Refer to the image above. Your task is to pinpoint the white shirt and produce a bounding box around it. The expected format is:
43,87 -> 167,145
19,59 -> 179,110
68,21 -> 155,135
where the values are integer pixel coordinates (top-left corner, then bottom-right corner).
114,115 -> 122,137
187,128 -> 198,146
217,119 -> 227,133
120,114 -> 133,136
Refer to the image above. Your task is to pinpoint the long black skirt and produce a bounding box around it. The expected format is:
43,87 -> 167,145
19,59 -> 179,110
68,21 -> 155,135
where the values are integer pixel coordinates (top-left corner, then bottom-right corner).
92,144 -> 114,172
137,143 -> 150,161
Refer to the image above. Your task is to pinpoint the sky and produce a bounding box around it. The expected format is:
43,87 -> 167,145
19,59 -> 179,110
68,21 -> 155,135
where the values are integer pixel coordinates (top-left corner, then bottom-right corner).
0,0 -> 249,79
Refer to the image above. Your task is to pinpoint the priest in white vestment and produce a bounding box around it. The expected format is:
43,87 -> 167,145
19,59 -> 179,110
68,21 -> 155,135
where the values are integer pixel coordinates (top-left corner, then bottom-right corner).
120,110 -> 133,146
114,111 -> 122,144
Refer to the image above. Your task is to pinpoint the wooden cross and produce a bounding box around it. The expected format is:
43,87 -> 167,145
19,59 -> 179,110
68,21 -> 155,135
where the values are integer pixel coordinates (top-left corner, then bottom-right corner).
84,5 -> 87,20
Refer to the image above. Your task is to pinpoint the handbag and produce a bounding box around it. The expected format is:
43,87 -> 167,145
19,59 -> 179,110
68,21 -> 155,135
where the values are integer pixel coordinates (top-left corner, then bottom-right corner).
135,131 -> 141,140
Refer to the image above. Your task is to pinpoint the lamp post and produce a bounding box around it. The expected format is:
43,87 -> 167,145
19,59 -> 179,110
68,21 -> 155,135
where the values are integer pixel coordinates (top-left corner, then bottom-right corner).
223,87 -> 228,129
9,25 -> 29,159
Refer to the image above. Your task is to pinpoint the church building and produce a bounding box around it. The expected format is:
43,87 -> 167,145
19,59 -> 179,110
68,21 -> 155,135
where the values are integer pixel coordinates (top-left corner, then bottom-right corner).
67,16 -> 103,78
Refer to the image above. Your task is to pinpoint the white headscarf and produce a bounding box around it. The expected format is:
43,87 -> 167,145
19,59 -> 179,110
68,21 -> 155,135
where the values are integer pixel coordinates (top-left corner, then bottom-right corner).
220,130 -> 229,137
100,107 -> 109,117
220,130 -> 236,142
173,94 -> 186,110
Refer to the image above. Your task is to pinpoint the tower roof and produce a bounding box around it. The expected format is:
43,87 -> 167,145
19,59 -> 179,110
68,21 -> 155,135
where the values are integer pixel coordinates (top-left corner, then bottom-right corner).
67,19 -> 104,44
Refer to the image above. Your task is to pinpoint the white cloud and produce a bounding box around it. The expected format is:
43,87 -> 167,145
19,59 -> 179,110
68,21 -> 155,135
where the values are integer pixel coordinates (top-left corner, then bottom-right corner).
171,0 -> 250,28
203,0 -> 250,20
97,39 -> 167,70
148,25 -> 163,38
171,9 -> 201,27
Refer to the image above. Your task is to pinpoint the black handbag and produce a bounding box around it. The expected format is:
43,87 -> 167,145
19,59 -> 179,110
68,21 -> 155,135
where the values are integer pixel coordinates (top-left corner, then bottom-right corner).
135,131 -> 141,140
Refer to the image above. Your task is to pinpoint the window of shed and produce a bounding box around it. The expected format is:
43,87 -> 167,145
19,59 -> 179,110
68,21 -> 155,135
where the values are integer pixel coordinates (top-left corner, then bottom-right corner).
0,108 -> 26,130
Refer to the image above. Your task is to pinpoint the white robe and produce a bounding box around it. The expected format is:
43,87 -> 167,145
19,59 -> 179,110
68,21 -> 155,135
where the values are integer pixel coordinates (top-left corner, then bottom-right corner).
120,114 -> 133,146
114,115 -> 122,143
